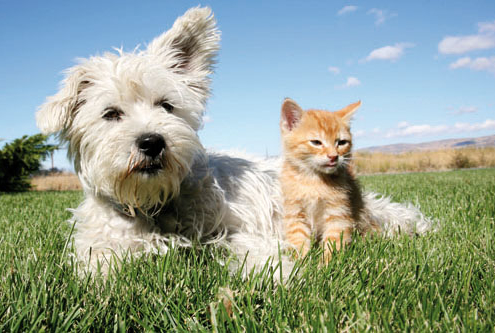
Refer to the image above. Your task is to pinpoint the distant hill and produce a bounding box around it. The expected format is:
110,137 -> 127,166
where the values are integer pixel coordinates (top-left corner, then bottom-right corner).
358,135 -> 495,154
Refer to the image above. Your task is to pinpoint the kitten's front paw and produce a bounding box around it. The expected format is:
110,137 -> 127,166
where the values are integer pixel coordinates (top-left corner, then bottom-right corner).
323,247 -> 334,264
288,244 -> 310,260
321,236 -> 350,264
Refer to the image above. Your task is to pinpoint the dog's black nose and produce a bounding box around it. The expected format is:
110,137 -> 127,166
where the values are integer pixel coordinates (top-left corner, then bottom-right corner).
137,133 -> 166,158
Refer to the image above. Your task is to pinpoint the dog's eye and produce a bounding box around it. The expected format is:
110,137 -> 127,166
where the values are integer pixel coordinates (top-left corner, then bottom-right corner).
158,100 -> 174,113
103,108 -> 124,121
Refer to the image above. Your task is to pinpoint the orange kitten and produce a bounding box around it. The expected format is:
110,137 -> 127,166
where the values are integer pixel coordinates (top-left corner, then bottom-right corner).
280,98 -> 378,261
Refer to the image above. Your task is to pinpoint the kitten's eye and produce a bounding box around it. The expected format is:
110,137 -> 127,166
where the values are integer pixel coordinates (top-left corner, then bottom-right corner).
310,140 -> 323,146
337,140 -> 349,146
157,100 -> 174,113
102,107 -> 124,121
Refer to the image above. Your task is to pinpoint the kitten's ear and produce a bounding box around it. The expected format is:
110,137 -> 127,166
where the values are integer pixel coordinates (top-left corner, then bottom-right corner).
336,100 -> 361,124
36,66 -> 91,135
281,98 -> 304,132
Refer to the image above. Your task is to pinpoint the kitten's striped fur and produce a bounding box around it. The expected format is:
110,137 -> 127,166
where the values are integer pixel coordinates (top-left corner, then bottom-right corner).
280,98 -> 379,261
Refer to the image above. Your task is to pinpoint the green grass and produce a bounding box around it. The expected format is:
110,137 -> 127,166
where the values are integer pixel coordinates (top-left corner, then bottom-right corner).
1,168 -> 495,331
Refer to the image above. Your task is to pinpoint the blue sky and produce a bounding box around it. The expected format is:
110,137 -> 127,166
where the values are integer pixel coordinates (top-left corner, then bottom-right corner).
1,1 -> 494,170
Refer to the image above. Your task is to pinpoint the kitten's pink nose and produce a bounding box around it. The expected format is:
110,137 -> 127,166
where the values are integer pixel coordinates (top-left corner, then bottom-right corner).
328,155 -> 338,163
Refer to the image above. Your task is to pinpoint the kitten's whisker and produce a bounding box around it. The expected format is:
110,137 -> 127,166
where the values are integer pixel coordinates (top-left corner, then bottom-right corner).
348,156 -> 372,160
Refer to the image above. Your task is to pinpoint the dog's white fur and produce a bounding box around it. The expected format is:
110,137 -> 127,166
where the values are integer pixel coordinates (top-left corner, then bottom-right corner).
37,7 -> 432,277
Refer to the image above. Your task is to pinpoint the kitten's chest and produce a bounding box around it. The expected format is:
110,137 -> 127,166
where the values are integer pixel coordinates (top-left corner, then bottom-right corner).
281,165 -> 351,225
305,197 -> 327,229
285,182 -> 345,233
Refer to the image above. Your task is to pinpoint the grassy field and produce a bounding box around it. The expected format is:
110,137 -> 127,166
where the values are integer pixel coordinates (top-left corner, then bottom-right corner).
1,168 -> 495,331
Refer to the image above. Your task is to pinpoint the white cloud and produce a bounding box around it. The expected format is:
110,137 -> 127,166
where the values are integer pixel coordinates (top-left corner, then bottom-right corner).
386,124 -> 449,138
438,20 -> 495,54
328,66 -> 340,74
338,5 -> 358,16
439,35 -> 495,54
453,119 -> 495,132
449,57 -> 472,69
449,56 -> 495,73
342,76 -> 361,88
478,20 -> 495,34
367,8 -> 396,26
384,119 -> 495,138
364,43 -> 415,62
202,115 -> 212,123
354,129 -> 366,138
451,106 -> 478,115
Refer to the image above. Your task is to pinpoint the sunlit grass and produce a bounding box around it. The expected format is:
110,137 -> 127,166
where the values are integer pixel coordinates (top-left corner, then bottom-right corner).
2,169 -> 494,331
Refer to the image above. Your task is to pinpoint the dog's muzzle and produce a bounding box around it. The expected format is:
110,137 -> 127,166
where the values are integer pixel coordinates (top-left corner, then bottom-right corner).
133,133 -> 166,174
137,133 -> 166,158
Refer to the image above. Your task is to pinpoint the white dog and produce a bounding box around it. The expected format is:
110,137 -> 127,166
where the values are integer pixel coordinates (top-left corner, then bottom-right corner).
36,7 -> 431,277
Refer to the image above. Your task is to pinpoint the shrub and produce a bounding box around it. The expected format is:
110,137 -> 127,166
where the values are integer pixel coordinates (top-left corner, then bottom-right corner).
449,150 -> 473,170
0,134 -> 55,191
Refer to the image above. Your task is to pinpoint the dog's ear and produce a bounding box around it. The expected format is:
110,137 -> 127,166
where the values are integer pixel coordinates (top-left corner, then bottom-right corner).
146,7 -> 220,98
36,66 -> 91,135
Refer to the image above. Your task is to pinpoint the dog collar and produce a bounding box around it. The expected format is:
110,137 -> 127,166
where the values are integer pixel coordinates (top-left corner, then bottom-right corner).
104,197 -> 157,222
